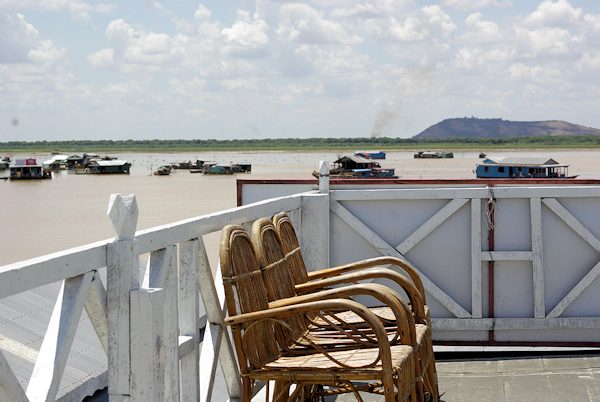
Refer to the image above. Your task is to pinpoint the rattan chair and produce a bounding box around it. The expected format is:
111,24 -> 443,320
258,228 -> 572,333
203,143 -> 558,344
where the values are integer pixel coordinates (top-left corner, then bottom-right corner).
220,225 -> 418,402
271,212 -> 439,401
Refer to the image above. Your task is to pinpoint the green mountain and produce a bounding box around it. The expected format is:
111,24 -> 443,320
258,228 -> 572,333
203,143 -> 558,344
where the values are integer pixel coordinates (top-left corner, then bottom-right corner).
413,117 -> 600,139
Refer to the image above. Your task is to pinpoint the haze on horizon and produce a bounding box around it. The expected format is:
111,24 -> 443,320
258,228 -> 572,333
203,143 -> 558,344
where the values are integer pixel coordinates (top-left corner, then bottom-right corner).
1,0 -> 600,141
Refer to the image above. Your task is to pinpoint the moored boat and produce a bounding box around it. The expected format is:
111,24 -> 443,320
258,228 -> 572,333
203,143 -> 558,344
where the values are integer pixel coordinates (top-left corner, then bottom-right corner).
315,154 -> 397,179
476,156 -> 576,178
9,158 -> 52,180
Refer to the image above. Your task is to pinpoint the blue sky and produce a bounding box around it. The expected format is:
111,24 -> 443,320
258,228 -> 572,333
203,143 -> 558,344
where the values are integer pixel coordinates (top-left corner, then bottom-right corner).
1,0 -> 600,140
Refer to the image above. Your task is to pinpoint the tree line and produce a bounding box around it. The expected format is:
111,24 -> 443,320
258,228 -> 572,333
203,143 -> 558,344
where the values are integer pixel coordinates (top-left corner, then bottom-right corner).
3,136 -> 600,152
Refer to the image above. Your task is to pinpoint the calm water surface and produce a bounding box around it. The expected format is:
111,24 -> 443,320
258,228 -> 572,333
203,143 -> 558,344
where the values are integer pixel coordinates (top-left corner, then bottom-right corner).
2,150 -> 600,265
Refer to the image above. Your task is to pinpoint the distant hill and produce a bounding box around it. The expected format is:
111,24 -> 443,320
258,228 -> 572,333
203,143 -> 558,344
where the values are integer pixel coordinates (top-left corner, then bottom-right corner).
414,118 -> 600,139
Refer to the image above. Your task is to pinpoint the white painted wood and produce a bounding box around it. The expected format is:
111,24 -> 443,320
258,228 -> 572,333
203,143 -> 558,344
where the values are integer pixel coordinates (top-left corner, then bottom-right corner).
0,334 -> 38,363
135,194 -> 303,254
0,350 -> 27,402
84,271 -> 108,354
471,198 -> 482,318
107,194 -> 139,241
397,198 -> 468,254
130,288 -> 164,402
330,186 -> 600,201
432,318 -> 493,330
145,245 -> 180,402
197,239 -> 225,325
200,323 -> 223,402
318,160 -> 329,194
0,241 -> 107,299
178,336 -> 195,358
530,197 -> 545,318
213,264 -> 242,399
26,271 -> 94,402
330,200 -> 471,318
432,317 -> 600,330
493,317 -> 600,329
543,198 -> 600,252
480,251 -> 533,261
107,193 -> 138,399
547,260 -> 600,319
178,239 -> 200,402
301,193 -> 330,270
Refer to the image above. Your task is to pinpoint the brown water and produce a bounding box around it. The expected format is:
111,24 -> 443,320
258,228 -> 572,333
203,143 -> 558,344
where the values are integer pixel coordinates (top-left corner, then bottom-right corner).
2,150 -> 600,265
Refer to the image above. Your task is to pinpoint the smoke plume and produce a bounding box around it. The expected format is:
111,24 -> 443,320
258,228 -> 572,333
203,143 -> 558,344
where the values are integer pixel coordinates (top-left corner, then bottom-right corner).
371,108 -> 397,138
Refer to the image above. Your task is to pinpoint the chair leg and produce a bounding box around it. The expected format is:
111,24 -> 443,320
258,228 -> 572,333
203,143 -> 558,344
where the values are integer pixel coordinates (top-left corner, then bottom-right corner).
242,377 -> 253,402
273,381 -> 291,402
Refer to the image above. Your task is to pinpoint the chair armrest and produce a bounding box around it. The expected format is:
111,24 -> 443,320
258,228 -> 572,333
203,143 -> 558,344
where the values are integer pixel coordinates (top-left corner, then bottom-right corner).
267,283 -> 415,346
225,298 -> 394,348
297,268 -> 427,325
307,256 -> 427,303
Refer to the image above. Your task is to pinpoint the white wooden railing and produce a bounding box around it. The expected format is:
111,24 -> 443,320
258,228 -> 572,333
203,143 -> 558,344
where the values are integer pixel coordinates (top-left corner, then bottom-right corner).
0,190 -> 329,402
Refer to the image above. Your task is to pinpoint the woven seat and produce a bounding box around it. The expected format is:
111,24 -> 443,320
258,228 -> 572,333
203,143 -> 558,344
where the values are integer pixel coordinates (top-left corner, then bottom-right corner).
221,225 -> 418,402
271,212 -> 439,401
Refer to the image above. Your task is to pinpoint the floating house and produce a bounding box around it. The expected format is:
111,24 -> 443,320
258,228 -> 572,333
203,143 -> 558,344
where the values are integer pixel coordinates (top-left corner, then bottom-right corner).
0,156 -> 9,170
325,154 -> 397,178
87,160 -> 131,174
354,150 -> 386,159
476,157 -> 575,179
9,158 -> 51,180
42,154 -> 68,170
414,151 -> 454,159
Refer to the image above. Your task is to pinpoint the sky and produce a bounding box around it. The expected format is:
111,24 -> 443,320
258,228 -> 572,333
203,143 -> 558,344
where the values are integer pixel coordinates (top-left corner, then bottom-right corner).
1,0 -> 600,141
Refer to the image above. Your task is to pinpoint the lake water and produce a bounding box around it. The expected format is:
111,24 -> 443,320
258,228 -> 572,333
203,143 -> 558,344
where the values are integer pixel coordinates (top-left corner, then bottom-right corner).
2,150 -> 600,265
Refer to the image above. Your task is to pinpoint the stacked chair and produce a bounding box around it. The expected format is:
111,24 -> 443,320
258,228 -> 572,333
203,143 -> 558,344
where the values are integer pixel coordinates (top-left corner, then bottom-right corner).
219,213 -> 438,401
272,213 -> 439,401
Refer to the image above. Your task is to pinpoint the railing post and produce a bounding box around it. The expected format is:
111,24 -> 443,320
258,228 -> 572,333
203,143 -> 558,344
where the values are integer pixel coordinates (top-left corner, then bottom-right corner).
107,193 -> 138,401
301,186 -> 330,271
318,160 -> 329,194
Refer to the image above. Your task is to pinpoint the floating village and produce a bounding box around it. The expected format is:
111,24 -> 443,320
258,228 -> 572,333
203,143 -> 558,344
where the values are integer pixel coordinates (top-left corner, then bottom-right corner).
0,153 -> 253,180
0,150 -> 580,182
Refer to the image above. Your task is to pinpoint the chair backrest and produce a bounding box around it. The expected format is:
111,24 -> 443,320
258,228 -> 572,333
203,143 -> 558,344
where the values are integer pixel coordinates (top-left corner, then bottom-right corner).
272,212 -> 310,284
251,218 -> 310,340
220,225 -> 280,369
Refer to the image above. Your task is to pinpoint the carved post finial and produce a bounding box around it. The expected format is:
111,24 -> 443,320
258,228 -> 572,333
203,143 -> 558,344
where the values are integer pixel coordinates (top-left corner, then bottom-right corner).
318,160 -> 329,194
107,193 -> 139,241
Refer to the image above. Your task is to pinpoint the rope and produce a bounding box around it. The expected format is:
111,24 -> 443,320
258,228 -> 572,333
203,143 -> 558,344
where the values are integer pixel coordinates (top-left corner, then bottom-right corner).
485,185 -> 496,230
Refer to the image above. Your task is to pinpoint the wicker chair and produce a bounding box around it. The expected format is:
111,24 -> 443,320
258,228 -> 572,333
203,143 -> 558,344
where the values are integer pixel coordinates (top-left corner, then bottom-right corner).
220,224 -> 418,402
271,212 -> 439,401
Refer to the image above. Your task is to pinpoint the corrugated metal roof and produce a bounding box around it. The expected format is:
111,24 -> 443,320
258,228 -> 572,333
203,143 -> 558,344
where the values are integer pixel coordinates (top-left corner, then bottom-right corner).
483,157 -> 561,166
92,160 -> 130,167
334,154 -> 372,164
0,279 -> 107,401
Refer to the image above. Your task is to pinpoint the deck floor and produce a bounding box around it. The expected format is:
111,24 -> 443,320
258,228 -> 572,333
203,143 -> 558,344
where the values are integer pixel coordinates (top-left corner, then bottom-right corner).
85,352 -> 600,401
332,352 -> 600,402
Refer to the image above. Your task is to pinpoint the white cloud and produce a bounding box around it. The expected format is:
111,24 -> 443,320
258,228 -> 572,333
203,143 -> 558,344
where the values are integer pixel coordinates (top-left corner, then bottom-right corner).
28,39 -> 65,62
105,19 -> 181,69
330,1 -> 399,19
0,13 -> 64,63
461,13 -> 502,43
422,5 -> 456,37
515,26 -> 578,58
277,3 -> 359,45
221,11 -> 270,58
0,0 -> 114,20
522,0 -> 582,28
441,0 -> 511,12
87,48 -> 114,68
509,63 -> 544,79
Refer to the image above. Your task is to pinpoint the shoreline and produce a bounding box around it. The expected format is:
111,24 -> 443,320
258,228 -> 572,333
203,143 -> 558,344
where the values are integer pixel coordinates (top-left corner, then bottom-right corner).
4,145 -> 600,154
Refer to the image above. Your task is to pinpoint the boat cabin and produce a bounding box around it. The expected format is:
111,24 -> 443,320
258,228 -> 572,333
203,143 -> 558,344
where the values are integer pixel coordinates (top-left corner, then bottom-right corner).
9,159 -> 51,180
87,160 -> 131,174
354,150 -> 386,159
476,157 -> 573,178
333,155 -> 380,172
